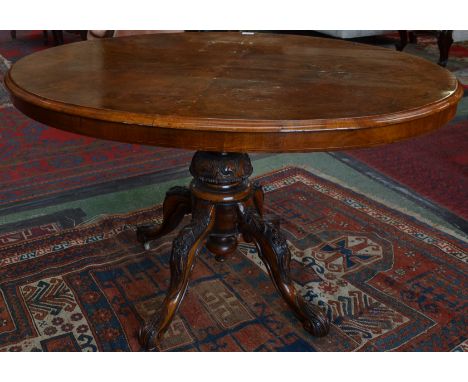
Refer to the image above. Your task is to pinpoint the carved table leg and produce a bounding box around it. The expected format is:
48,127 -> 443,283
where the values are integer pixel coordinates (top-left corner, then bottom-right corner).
243,181 -> 264,219
137,151 -> 330,350
139,201 -> 215,350
137,186 -> 191,250
238,206 -> 330,336
252,181 -> 265,216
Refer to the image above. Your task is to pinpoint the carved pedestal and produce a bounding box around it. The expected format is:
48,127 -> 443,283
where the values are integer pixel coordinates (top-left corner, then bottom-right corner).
137,151 -> 330,350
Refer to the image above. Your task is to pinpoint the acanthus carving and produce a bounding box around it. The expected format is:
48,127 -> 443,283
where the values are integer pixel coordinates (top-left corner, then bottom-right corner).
171,201 -> 213,273
189,151 -> 253,185
238,206 -> 330,337
139,201 -> 215,350
240,207 -> 290,276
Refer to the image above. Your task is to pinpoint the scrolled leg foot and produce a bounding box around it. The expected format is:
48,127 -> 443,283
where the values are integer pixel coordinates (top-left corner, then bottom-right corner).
297,295 -> 330,336
239,207 -> 330,337
138,314 -> 164,351
137,186 -> 191,249
138,201 -> 215,350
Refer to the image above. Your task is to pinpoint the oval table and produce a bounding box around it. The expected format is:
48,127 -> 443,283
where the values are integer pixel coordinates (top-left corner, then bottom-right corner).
5,32 -> 463,350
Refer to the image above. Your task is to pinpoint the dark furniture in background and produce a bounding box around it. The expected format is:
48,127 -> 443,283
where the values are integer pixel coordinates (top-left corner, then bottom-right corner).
11,30 -> 49,44
10,30 -> 87,45
14,30 -> 457,67
437,31 -> 454,67
398,30 -> 454,67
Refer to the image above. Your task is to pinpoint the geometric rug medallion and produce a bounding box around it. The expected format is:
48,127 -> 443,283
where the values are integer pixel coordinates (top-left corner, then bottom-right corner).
0,167 -> 466,351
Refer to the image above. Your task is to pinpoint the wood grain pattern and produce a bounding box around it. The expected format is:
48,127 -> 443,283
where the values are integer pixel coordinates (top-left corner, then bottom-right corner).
5,32 -> 463,152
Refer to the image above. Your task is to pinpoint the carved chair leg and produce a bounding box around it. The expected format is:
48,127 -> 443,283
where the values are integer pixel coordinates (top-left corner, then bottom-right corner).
137,186 -> 191,250
139,201 -> 215,350
239,207 -> 330,337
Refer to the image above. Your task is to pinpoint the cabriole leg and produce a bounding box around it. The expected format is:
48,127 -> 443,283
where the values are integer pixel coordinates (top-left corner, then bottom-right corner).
137,186 -> 191,250
252,181 -> 265,216
238,206 -> 330,336
138,201 -> 215,350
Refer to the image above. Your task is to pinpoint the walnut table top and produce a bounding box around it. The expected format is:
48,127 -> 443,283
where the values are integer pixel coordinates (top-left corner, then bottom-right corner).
5,32 -> 463,152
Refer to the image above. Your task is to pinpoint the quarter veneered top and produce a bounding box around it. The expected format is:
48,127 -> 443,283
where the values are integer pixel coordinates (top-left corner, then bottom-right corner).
5,32 -> 463,152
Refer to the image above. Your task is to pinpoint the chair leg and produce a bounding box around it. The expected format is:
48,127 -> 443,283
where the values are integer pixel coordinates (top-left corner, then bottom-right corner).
408,31 -> 417,44
52,30 -> 64,45
42,30 -> 49,45
10,31 -> 16,39
437,30 -> 453,67
396,30 -> 408,51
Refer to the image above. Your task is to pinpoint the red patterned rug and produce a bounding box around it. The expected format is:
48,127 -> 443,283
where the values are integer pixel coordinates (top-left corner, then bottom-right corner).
0,107 -> 192,207
0,167 -> 466,351
345,120 -> 468,221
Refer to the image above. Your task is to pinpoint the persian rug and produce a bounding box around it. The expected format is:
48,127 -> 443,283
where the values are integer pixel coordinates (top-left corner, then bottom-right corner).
343,119 -> 468,222
0,53 -> 11,108
0,167 -> 466,352
0,31 -> 83,63
0,107 -> 192,208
